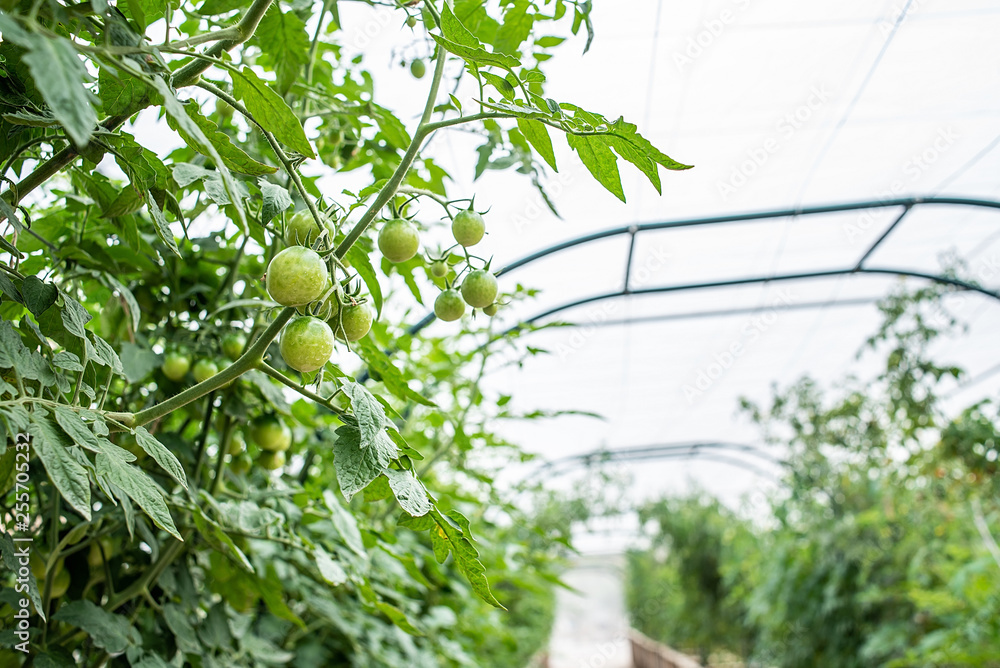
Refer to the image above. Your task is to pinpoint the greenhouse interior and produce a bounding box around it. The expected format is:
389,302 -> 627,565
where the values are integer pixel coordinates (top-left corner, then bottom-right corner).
0,0 -> 998,666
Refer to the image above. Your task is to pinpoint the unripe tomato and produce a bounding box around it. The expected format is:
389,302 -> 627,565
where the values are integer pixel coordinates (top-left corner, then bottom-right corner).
434,289 -> 466,322
377,219 -> 420,263
285,210 -> 336,247
227,430 -> 246,456
430,261 -> 448,278
483,303 -> 499,316
87,537 -> 117,570
452,209 -> 485,247
192,359 -> 219,384
162,352 -> 190,381
222,332 -> 247,360
258,450 -> 286,471
461,270 -> 498,308
406,14 -> 417,28
334,302 -> 376,342
266,247 -> 330,306
230,452 -> 252,475
410,59 -> 426,78
250,415 -> 291,452
280,316 -> 335,373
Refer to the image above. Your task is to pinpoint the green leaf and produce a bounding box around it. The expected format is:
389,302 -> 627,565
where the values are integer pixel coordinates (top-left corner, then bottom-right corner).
60,295 -> 91,340
440,4 -> 481,48
168,100 -> 276,176
375,600 -> 423,636
98,67 -> 148,117
314,547 -> 347,586
96,445 -> 181,540
384,468 -> 431,517
323,490 -> 366,558
147,195 -> 180,257
119,342 -> 160,384
233,67 -> 315,158
163,604 -> 200,654
567,133 -> 625,202
254,6 -> 311,95
50,405 -> 117,456
493,0 -> 534,56
89,333 -> 123,375
134,426 -> 188,490
333,425 -> 397,500
430,34 -> 521,71
481,72 -> 515,100
28,413 -> 91,521
344,243 -> 383,316
518,118 -> 557,170
52,601 -> 140,653
371,104 -> 411,151
259,179 -> 293,225
21,276 -> 57,317
429,509 -> 504,608
22,34 -> 98,146
342,382 -> 387,449
355,338 -> 434,407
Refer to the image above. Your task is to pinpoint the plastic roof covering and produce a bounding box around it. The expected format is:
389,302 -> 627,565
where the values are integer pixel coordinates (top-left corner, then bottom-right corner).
114,1 -> 1000,519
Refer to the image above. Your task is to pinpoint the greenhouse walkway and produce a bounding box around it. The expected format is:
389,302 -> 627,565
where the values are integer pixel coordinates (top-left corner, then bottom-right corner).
547,553 -> 632,668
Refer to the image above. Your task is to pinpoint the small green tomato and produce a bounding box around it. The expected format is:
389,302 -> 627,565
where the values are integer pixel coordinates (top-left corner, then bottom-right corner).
434,289 -> 466,322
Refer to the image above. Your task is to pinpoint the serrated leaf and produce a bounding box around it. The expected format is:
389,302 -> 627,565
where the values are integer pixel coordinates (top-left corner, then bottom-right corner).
98,66 -> 148,117
22,35 -> 98,146
169,100 -> 276,176
440,4 -> 481,48
61,295 -> 92,339
333,425 -> 396,500
21,276 -> 57,317
134,426 -> 188,490
89,334 -> 123,375
355,338 -> 434,407
97,446 -> 181,540
375,600 -> 423,636
254,5 -> 311,95
493,0 -> 534,56
429,509 -> 503,608
567,133 -> 625,202
147,194 -> 180,257
384,468 -> 431,517
52,601 -> 139,653
233,67 -> 314,158
259,179 -> 292,224
517,118 -> 557,171
344,243 -> 383,316
119,342 -> 160,383
29,413 -> 91,521
342,382 -> 387,449
2,109 -> 58,127
370,104 -> 411,151
430,33 -> 521,71
482,71 -> 515,100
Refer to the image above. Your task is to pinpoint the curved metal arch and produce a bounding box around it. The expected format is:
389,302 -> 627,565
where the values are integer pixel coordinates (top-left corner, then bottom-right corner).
399,196 -> 1000,340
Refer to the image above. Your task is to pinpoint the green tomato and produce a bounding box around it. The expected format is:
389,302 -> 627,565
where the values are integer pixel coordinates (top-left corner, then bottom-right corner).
406,14 -> 417,28
266,247 -> 330,307
285,209 -> 336,247
334,302 -> 376,342
280,316 -> 335,373
483,303 -> 499,317
250,415 -> 291,452
258,450 -> 286,471
461,269 -> 499,309
192,359 -> 219,384
452,209 -> 485,247
87,537 -> 117,570
162,352 -> 190,381
230,452 -> 252,475
434,289 -> 466,322
410,59 -> 426,78
227,430 -> 246,456
430,261 -> 448,278
377,219 -> 420,264
222,332 -> 247,360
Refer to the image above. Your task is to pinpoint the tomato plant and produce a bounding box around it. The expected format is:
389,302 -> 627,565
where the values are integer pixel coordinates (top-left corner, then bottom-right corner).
435,289 -> 467,322
452,209 -> 486,247
0,0 -> 689,664
279,316 -> 335,373
461,269 -> 500,309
